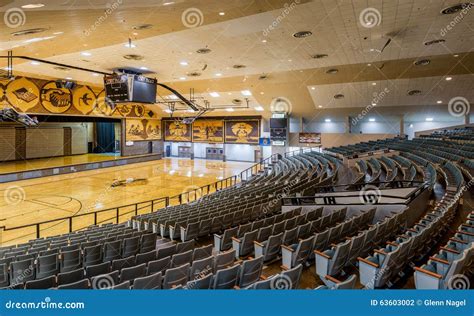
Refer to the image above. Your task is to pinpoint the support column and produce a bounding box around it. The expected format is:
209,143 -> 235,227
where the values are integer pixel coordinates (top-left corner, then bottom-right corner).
346,116 -> 352,134
400,115 -> 405,136
465,114 -> 470,125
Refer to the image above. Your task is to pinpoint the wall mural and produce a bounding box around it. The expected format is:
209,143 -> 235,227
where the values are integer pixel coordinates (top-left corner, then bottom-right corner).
0,77 -> 159,119
126,119 -> 162,141
225,120 -> 260,144
164,120 -> 192,142
192,119 -> 224,143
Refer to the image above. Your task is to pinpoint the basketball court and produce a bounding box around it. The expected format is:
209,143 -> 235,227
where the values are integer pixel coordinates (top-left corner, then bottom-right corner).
0,157 -> 253,245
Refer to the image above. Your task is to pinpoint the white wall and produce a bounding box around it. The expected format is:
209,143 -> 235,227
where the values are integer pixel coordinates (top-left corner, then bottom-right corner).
405,121 -> 464,139
303,121 -> 346,133
225,143 -> 258,162
192,143 -> 224,159
352,121 -> 400,135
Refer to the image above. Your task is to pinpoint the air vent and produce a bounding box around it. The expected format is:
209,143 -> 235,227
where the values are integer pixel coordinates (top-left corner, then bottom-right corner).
132,24 -> 153,30
311,54 -> 328,59
11,28 -> 48,36
233,64 -> 246,69
123,54 -> 144,60
232,99 -> 242,105
334,94 -> 344,99
259,74 -> 269,80
187,72 -> 202,77
293,31 -> 312,38
441,3 -> 472,15
196,48 -> 211,54
424,39 -> 446,46
414,59 -> 431,66
407,89 -> 422,96
326,68 -> 339,74
54,66 -> 71,71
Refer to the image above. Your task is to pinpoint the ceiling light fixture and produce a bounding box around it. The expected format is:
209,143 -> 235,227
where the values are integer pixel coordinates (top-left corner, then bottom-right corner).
219,12 -> 225,16
180,61 -> 188,66
445,77 -> 453,81
215,73 -> 222,77
210,92 -> 220,98
241,90 -> 252,96
369,118 -> 376,122
124,43 -> 136,48
21,3 -> 45,9
163,1 -> 175,5
179,77 -> 186,80
30,61 -> 40,65
293,31 -> 312,38
425,117 -> 434,122
437,100 -> 442,104
318,105 -> 323,108
226,108 -> 234,112
325,119 -> 331,123
81,52 -> 92,56
254,106 -> 264,111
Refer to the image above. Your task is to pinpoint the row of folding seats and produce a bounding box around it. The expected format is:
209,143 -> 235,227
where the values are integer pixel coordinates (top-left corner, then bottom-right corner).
414,210 -> 474,289
0,232 -> 156,288
232,208 -> 346,261
0,239 -> 201,290
315,208 -> 404,284
358,187 -> 463,289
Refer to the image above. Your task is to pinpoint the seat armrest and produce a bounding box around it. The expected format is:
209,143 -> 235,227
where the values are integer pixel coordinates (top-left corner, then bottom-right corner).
429,256 -> 449,265
324,275 -> 341,284
440,246 -> 460,254
314,250 -> 330,259
231,237 -> 241,243
214,234 -> 222,240
253,241 -> 264,247
414,267 -> 442,279
281,244 -> 294,252
374,249 -> 387,255
357,257 -> 379,268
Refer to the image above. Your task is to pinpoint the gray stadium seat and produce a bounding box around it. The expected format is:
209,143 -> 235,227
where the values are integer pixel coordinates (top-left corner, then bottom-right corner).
36,253 -> 59,280
185,273 -> 213,289
163,263 -> 190,289
193,244 -> 213,261
25,276 -> 56,289
212,264 -> 240,289
254,233 -> 283,263
133,272 -> 162,289
120,263 -> 146,284
57,279 -> 90,289
57,268 -> 84,286
171,250 -> 193,268
112,281 -> 131,289
237,256 -> 264,288
60,249 -> 82,272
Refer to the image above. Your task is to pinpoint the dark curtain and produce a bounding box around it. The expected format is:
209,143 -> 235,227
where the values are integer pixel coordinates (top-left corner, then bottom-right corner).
95,122 -> 115,153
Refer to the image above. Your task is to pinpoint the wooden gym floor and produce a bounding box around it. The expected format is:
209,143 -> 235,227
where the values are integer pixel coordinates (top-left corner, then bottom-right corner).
0,157 -> 254,246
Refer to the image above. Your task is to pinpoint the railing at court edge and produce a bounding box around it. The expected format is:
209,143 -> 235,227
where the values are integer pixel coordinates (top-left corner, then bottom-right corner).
0,148 -> 319,245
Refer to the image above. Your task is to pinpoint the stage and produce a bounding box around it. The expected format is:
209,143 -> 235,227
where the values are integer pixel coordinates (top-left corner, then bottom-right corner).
0,153 -> 162,183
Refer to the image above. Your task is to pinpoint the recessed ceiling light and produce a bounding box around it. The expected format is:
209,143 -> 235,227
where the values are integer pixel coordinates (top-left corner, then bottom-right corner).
163,1 -> 175,5
453,54 -> 459,57
367,63 -> 372,66
139,67 -> 148,71
262,39 -> 267,43
425,117 -> 434,122
318,105 -> 323,108
180,61 -> 188,66
326,68 -> 338,74
414,59 -> 431,66
215,73 -> 222,77
92,73 -> 100,77
371,82 -> 377,86
30,61 -> 40,65
241,90 -> 252,96
187,109 -> 195,113
311,87 -> 316,90
21,3 -> 45,9
227,92 -> 232,95
445,77 -> 453,81
179,77 -> 186,80
65,77 -> 72,80
424,39 -> 445,46
325,119 -> 331,123
260,92 -> 264,95
210,92 -> 220,98
293,31 -> 312,38
164,109 -> 172,113
226,108 -> 234,112
219,12 -> 225,16
254,106 -> 264,111
288,59 -> 292,62
124,43 -> 136,48
132,32 -> 138,36
81,52 -> 92,56
371,102 -> 377,106
53,31 -> 63,35
369,118 -> 376,122
168,95 -> 178,100
437,100 -> 442,104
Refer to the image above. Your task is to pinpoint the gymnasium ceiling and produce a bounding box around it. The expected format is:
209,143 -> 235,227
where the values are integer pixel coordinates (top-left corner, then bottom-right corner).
0,0 -> 473,121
